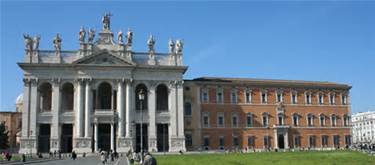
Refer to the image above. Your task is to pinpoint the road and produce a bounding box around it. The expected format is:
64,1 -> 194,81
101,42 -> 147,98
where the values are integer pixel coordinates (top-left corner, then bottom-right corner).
31,156 -> 128,165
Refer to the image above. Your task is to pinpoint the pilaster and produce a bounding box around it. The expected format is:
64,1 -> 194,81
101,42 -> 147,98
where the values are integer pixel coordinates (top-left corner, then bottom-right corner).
148,81 -> 157,152
117,79 -> 125,138
50,78 -> 61,152
84,78 -> 92,138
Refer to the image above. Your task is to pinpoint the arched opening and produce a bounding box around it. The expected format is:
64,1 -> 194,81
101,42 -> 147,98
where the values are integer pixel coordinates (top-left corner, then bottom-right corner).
38,82 -> 52,112
156,84 -> 168,111
135,84 -> 148,110
61,83 -> 74,111
97,82 -> 112,109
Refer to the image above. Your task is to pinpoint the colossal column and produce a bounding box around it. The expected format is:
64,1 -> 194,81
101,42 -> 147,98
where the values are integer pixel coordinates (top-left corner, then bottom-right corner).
75,79 -> 84,138
168,81 -> 177,152
124,79 -> 134,151
51,78 -> 61,152
176,80 -> 186,151
117,80 -> 125,138
148,82 -> 157,152
29,78 -> 38,151
84,79 -> 92,138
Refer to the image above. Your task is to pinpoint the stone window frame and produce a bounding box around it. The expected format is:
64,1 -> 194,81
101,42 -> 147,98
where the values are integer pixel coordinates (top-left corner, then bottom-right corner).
331,114 -> 337,127
320,114 -> 326,127
185,132 -> 193,147
263,136 -> 271,149
317,92 -> 324,105
246,113 -> 253,127
216,86 -> 224,104
277,113 -> 284,126
292,113 -> 300,127
276,89 -> 283,103
304,91 -> 312,105
203,135 -> 210,150
260,89 -> 268,104
247,136 -> 255,148
290,89 -> 298,104
184,102 -> 192,117
232,135 -> 239,147
333,135 -> 340,147
202,112 -> 210,128
230,88 -> 238,104
329,92 -> 336,105
307,113 -> 314,127
262,112 -> 269,127
343,114 -> 350,127
321,135 -> 329,147
231,112 -> 239,128
244,88 -> 252,104
217,112 -> 225,128
219,136 -> 225,150
309,135 -> 316,148
341,93 -> 348,105
293,135 -> 301,148
201,87 -> 209,103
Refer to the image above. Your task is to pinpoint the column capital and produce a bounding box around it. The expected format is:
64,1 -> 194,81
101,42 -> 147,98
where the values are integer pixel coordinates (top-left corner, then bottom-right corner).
125,78 -> 134,85
148,80 -> 158,89
51,78 -> 61,85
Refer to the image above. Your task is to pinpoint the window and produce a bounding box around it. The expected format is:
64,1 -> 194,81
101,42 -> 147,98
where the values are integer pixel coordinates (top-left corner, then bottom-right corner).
184,102 -> 192,117
231,89 -> 237,104
201,88 -> 209,103
261,91 -> 267,103
293,114 -> 299,126
329,93 -> 335,105
341,94 -> 347,105
333,135 -> 340,147
294,136 -> 301,148
278,114 -> 284,125
156,84 -> 169,111
291,91 -> 297,104
331,114 -> 337,127
318,93 -> 324,105
217,113 -> 224,128
309,136 -> 316,148
246,113 -> 253,127
320,114 -> 325,126
216,87 -> 223,103
203,136 -> 210,150
345,135 -> 351,146
233,136 -> 239,147
202,113 -> 210,128
245,89 -> 252,103
135,84 -> 148,110
232,113 -> 238,128
219,136 -> 225,149
343,115 -> 350,127
262,113 -> 269,127
305,92 -> 312,104
322,135 -> 328,147
248,136 -> 255,148
185,133 -> 192,147
263,136 -> 270,149
307,114 -> 314,127
276,91 -> 283,103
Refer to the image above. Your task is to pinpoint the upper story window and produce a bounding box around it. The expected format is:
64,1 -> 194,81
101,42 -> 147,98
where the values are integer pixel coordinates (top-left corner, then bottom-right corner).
329,92 -> 335,105
318,92 -> 324,105
231,88 -> 237,104
331,114 -> 337,127
277,113 -> 284,125
184,102 -> 192,117
341,94 -> 347,105
307,114 -> 314,127
217,112 -> 224,128
245,89 -> 252,104
246,113 -> 253,127
261,90 -> 268,104
262,112 -> 269,127
320,114 -> 326,126
232,113 -> 238,128
291,90 -> 298,104
276,90 -> 283,103
202,112 -> 210,128
293,113 -> 300,126
305,91 -> 312,104
201,88 -> 209,103
343,114 -> 350,127
216,87 -> 224,103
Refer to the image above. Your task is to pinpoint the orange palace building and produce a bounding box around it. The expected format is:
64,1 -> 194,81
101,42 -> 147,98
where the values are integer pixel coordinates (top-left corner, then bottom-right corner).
183,77 -> 351,151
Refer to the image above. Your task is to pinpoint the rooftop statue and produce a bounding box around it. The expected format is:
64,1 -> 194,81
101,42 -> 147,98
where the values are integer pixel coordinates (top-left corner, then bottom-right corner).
175,39 -> 183,53
117,30 -> 123,44
147,35 -> 155,53
88,28 -> 95,43
33,35 -> 40,50
168,39 -> 175,53
102,12 -> 112,30
79,26 -> 86,43
126,28 -> 133,46
53,33 -> 62,52
23,33 -> 33,51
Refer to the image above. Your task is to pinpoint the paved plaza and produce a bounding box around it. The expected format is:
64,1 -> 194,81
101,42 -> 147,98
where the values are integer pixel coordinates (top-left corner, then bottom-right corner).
31,156 -> 128,165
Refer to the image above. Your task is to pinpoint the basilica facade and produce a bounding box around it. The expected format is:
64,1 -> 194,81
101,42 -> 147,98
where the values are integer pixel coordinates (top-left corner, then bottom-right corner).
18,14 -> 352,154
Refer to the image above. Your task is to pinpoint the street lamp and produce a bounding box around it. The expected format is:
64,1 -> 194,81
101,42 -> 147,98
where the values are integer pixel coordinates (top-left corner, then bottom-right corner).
138,89 -> 145,163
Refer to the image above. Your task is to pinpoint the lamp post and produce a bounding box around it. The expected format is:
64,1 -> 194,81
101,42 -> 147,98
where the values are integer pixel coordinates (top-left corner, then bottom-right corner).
138,89 -> 145,163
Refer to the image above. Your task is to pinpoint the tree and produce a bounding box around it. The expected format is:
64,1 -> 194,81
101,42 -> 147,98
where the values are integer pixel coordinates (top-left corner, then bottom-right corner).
0,121 -> 9,149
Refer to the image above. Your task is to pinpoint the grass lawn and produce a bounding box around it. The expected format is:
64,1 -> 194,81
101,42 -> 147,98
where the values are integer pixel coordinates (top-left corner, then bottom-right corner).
155,151 -> 375,165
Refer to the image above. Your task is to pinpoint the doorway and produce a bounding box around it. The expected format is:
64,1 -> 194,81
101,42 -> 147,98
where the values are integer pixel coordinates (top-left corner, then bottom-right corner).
98,124 -> 111,151
38,124 -> 51,153
278,134 -> 285,149
60,124 -> 73,153
157,124 -> 169,152
135,124 -> 148,152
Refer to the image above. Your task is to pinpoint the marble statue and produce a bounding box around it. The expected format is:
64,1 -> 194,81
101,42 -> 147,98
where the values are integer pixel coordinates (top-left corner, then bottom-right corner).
88,28 -> 95,43
33,35 -> 40,50
23,33 -> 33,51
79,26 -> 86,43
147,35 -> 155,53
126,28 -> 133,46
117,30 -> 123,44
175,39 -> 183,53
102,12 -> 112,30
53,33 -> 62,52
169,39 -> 175,53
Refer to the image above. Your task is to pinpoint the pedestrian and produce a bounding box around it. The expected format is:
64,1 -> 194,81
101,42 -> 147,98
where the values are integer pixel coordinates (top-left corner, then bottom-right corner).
100,151 -> 106,165
142,152 -> 157,165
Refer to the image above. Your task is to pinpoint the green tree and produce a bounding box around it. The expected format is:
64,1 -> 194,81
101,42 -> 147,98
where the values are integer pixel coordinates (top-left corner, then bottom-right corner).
0,121 -> 9,149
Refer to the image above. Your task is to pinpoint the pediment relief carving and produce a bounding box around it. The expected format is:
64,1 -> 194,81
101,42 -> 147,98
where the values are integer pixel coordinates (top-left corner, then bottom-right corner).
73,52 -> 134,66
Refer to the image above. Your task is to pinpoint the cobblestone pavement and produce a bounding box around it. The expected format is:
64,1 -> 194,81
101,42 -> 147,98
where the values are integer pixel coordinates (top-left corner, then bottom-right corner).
31,156 -> 128,165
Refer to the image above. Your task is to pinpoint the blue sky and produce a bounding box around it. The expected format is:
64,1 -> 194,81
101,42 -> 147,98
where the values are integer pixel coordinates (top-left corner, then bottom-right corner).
1,1 -> 374,113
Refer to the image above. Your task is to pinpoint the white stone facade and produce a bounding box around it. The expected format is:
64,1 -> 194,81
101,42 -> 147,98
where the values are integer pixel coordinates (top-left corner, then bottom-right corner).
352,111 -> 375,144
19,15 -> 186,154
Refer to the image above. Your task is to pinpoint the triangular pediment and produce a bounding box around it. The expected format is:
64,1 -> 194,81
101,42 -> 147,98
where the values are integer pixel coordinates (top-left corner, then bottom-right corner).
73,51 -> 135,66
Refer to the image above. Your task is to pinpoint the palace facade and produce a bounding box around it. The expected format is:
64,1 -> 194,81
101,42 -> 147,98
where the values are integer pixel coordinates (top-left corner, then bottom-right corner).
18,14 -> 351,154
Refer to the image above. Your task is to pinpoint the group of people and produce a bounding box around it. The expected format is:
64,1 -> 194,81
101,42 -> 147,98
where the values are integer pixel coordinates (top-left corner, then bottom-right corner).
126,150 -> 157,165
1,152 -> 12,161
353,143 -> 375,153
99,149 -> 119,164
